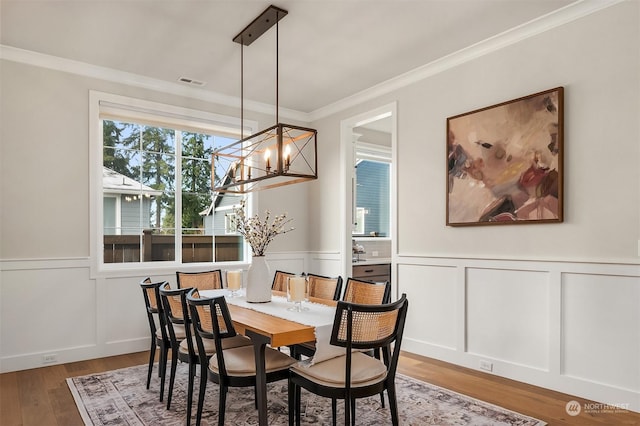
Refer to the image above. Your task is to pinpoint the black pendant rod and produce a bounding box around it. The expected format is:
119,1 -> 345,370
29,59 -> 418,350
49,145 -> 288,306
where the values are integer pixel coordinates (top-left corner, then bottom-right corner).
241,42 -> 244,140
275,14 -> 279,124
233,5 -> 288,126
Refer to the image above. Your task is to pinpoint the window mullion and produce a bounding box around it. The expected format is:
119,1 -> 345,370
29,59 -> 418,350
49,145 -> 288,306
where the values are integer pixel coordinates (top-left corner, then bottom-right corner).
175,130 -> 183,264
139,125 -> 145,261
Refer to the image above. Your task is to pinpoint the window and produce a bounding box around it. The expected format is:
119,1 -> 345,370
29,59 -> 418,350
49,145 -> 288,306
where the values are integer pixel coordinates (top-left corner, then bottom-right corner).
353,143 -> 391,237
225,212 -> 238,234
92,92 -> 255,268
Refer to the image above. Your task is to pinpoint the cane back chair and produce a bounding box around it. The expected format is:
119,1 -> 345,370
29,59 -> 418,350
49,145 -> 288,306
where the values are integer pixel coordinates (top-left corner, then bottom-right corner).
289,294 -> 409,426
176,269 -> 223,290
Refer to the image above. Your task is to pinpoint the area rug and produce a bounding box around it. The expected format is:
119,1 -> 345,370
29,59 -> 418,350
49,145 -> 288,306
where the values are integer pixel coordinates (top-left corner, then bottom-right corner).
67,363 -> 546,425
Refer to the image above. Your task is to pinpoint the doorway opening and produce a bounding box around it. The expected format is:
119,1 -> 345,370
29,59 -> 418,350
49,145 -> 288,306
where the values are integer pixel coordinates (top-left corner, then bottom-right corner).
340,102 -> 397,281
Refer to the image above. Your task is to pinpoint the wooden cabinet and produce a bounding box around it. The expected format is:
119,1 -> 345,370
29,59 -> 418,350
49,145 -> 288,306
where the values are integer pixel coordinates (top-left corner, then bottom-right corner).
352,263 -> 391,284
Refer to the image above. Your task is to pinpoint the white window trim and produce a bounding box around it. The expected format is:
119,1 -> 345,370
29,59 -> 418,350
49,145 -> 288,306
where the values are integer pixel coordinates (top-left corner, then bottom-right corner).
89,91 -> 257,278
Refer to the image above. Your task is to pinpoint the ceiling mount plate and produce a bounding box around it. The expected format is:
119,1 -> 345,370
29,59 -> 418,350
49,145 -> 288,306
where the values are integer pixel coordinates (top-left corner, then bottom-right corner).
233,5 -> 288,46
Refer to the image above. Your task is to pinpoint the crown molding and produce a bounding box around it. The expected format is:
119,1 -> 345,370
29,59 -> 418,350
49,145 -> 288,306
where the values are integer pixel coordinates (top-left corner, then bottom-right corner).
0,0 -> 621,123
0,45 -> 308,122
307,0 -> 623,121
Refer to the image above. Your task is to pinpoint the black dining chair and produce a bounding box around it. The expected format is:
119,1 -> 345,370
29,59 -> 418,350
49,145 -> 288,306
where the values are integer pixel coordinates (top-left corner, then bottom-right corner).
139,278 -> 170,402
289,294 -> 409,426
187,291 -> 296,426
342,277 -> 392,408
158,284 -> 193,413
160,285 -> 252,425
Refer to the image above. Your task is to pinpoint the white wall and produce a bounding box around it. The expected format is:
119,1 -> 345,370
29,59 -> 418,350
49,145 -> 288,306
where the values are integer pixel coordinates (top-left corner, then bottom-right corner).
0,0 -> 638,414
0,58 -> 312,371
309,1 -> 640,412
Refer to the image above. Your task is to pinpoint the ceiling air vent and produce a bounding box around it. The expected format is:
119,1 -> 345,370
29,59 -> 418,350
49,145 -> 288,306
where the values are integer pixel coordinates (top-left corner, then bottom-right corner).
177,77 -> 206,86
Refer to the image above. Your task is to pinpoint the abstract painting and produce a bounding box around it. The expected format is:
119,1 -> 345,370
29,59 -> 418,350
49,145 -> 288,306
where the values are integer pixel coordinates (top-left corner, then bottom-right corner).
447,87 -> 564,226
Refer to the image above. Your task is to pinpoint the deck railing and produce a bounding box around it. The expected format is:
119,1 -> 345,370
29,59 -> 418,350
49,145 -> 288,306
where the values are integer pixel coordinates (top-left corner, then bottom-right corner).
103,232 -> 243,263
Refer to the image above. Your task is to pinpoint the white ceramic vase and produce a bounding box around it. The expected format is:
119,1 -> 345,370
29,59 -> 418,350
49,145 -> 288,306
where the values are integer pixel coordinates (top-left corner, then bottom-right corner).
245,256 -> 272,303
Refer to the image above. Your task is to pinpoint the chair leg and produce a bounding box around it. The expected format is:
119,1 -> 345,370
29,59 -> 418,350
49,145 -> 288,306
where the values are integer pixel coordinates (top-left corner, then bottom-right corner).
350,398 -> 356,426
146,341 -> 156,389
218,385 -> 228,426
195,362 -> 207,426
288,378 -> 295,426
344,397 -> 350,426
295,384 -> 302,426
331,398 -> 337,426
185,361 -> 194,426
288,345 -> 302,360
157,343 -> 162,378
158,341 -> 165,378
166,349 -> 178,409
373,348 -> 385,408
387,383 -> 400,426
159,344 -> 169,402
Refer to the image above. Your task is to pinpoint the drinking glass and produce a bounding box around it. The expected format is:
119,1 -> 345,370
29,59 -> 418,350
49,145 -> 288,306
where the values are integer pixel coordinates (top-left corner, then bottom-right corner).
287,275 -> 308,312
226,270 -> 242,298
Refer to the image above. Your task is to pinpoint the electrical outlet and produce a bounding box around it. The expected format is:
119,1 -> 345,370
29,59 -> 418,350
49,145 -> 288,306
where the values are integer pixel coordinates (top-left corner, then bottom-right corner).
479,359 -> 493,372
43,354 -> 57,364
372,251 -> 379,257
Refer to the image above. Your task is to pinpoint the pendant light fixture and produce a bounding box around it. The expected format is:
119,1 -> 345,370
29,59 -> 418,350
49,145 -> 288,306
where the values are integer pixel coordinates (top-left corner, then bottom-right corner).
212,5 -> 318,194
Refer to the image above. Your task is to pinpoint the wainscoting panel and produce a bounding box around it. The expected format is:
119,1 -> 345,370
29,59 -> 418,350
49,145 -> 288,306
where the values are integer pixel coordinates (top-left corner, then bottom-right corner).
104,276 -> 157,345
562,272 -> 640,392
398,264 -> 458,350
2,255 -> 639,412
466,267 -> 550,370
265,252 -> 307,276
396,256 -> 640,412
0,263 -> 98,371
307,252 -> 343,277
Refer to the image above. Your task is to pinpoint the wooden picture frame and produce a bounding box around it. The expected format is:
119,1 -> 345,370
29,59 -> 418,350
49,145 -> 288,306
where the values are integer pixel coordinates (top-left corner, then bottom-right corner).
446,87 -> 564,226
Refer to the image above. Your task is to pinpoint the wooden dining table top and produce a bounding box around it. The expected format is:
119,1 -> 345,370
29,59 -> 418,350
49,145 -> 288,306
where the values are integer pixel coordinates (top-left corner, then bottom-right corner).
227,291 -> 337,347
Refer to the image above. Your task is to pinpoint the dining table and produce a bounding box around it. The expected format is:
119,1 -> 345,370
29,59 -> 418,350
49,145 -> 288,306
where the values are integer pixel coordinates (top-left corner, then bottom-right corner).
199,289 -> 337,426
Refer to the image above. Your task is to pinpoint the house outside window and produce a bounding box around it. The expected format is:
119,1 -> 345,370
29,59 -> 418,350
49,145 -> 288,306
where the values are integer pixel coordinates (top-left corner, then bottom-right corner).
353,142 -> 391,237
92,92 -> 254,268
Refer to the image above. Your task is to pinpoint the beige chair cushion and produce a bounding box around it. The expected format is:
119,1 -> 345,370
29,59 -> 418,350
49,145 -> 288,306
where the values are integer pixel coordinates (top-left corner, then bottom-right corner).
291,352 -> 387,388
156,324 -> 186,340
209,345 -> 296,377
179,335 -> 252,356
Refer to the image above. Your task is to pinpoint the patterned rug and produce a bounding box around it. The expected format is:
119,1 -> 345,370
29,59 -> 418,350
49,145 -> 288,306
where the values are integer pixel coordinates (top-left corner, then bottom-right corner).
67,363 -> 546,425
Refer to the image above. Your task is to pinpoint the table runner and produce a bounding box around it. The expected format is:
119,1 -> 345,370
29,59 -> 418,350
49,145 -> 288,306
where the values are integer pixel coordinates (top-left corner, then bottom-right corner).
199,289 -> 340,364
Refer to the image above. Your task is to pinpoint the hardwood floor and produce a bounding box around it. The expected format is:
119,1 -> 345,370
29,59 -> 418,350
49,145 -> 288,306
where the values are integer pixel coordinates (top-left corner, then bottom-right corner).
398,352 -> 639,426
1,350 -> 638,425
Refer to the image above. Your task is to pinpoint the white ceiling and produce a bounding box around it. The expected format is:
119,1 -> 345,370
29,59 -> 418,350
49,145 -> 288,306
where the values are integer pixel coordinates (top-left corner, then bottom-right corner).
1,0 -> 575,114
